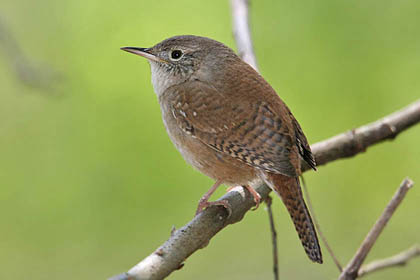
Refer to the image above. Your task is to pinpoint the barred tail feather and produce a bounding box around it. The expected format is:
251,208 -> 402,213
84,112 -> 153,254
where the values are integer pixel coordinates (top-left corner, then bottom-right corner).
263,172 -> 323,263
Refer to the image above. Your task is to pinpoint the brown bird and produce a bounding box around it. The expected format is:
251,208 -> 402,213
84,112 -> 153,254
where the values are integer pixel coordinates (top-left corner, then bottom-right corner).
121,35 -> 322,263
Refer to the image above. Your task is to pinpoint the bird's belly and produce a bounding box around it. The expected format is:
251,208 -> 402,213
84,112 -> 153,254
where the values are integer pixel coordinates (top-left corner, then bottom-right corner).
161,109 -> 257,186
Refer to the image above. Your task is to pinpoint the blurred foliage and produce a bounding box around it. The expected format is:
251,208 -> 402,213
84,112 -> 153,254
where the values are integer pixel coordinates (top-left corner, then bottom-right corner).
1,0 -> 419,279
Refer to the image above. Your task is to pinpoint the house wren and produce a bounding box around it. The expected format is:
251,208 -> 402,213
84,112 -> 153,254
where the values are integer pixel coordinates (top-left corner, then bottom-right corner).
121,35 -> 322,263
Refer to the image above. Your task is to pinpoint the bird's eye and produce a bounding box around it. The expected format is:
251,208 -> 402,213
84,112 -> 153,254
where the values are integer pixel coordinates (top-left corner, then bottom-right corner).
170,50 -> 183,61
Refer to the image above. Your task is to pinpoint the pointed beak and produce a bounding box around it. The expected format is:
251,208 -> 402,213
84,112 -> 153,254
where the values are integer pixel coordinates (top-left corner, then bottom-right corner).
120,47 -> 161,62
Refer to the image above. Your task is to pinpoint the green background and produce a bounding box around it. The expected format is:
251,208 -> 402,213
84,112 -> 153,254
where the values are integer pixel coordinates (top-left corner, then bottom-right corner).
1,0 -> 419,279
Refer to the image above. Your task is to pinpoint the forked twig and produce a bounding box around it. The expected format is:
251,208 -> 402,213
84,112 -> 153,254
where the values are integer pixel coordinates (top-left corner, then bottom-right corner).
338,178 -> 414,280
358,245 -> 420,277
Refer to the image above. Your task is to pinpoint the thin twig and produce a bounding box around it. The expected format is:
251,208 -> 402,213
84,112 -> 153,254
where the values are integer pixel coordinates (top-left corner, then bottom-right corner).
338,178 -> 414,280
301,176 -> 343,272
265,196 -> 279,280
230,0 -> 258,70
358,245 -> 420,277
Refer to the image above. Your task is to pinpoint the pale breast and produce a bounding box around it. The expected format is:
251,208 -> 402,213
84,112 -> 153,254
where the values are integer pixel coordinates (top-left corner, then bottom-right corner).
158,96 -> 258,186
150,61 -> 174,97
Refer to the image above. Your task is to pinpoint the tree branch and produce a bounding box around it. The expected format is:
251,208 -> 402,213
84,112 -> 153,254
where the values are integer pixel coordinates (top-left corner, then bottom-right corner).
338,178 -> 414,280
305,100 -> 420,171
109,186 -> 271,280
108,101 -> 420,280
358,245 -> 420,278
230,0 -> 258,70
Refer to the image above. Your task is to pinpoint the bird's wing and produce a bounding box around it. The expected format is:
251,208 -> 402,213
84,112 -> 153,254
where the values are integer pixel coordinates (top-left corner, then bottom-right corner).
285,106 -> 317,170
165,80 -> 300,177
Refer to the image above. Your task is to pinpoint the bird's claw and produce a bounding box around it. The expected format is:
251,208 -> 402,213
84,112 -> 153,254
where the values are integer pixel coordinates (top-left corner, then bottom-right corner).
243,185 -> 261,210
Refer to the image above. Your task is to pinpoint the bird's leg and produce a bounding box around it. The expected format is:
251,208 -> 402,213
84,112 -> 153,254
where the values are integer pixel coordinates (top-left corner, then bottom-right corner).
242,185 -> 261,210
195,180 -> 231,216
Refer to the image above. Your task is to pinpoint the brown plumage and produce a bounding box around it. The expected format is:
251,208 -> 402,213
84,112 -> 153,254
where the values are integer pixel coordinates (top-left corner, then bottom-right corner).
263,173 -> 322,263
122,35 -> 322,263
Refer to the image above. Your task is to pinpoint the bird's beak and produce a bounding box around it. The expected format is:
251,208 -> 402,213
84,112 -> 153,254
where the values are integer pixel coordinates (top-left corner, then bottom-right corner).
120,47 -> 161,63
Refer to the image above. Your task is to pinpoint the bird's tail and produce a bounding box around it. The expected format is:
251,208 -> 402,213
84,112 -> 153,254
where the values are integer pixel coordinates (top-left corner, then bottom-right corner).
263,172 -> 323,263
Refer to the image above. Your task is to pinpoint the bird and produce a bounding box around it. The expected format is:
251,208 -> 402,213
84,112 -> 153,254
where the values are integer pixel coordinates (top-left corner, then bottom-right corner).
121,35 -> 322,263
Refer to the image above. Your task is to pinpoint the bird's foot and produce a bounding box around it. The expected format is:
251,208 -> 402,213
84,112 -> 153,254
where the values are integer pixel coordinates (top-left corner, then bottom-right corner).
242,185 -> 261,210
226,185 -> 261,210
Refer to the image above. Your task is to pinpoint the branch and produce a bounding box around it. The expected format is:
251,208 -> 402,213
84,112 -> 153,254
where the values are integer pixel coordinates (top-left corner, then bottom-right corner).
338,178 -> 414,280
109,186 -> 271,280
265,196 -> 279,280
231,0 -> 258,70
109,100 -> 420,280
358,245 -> 420,277
305,100 -> 420,171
